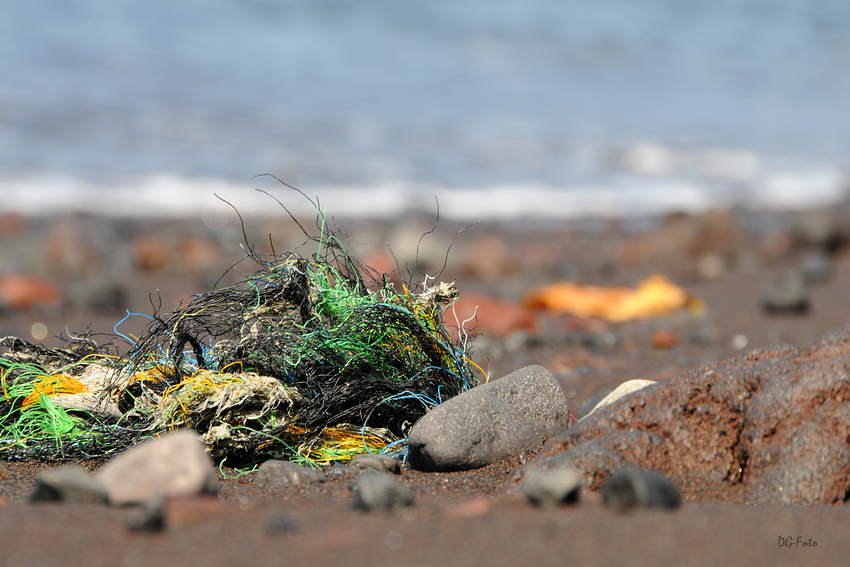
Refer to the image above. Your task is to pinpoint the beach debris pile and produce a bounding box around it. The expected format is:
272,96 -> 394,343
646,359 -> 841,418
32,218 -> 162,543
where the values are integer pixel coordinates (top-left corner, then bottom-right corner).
524,273 -> 704,322
0,206 -> 480,467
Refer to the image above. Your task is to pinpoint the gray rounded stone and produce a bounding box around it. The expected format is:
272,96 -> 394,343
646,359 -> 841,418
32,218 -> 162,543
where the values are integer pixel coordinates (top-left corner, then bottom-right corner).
763,269 -> 809,313
522,468 -> 582,507
326,464 -> 349,476
265,513 -> 298,535
29,465 -> 109,504
352,472 -> 413,511
407,365 -> 571,472
253,460 -> 326,490
348,453 -> 400,475
602,468 -> 681,511
125,494 -> 166,531
96,429 -> 218,505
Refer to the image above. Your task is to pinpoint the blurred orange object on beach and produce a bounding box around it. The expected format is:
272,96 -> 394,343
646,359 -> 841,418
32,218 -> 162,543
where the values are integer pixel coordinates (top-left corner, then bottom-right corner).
0,274 -> 62,310
525,273 -> 704,322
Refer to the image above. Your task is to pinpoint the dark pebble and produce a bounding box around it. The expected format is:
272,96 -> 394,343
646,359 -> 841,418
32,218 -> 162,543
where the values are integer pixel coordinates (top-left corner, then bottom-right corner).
567,330 -> 619,350
29,465 -> 109,504
762,269 -> 809,314
799,249 -> 832,283
352,472 -> 413,511
688,326 -> 721,346
126,495 -> 165,532
602,468 -> 681,511
253,460 -> 327,490
265,513 -> 298,535
326,464 -> 349,476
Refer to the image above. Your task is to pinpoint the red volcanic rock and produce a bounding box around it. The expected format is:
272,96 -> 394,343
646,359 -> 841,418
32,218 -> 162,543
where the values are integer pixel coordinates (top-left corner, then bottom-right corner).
513,325 -> 850,505
651,329 -> 680,349
449,292 -> 538,339
0,274 -> 62,310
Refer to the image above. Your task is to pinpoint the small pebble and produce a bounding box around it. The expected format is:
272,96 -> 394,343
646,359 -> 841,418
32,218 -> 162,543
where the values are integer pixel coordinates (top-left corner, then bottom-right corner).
799,249 -> 832,283
795,210 -> 840,250
265,513 -> 298,535
253,460 -> 326,490
696,254 -> 726,280
762,269 -> 809,314
588,331 -> 619,351
688,326 -> 720,347
522,468 -> 582,507
96,430 -> 218,505
0,462 -> 14,481
326,464 -> 349,476
29,465 -> 109,504
125,494 -> 165,532
732,334 -> 748,350
348,453 -> 401,475
352,472 -> 413,511
602,468 -> 681,511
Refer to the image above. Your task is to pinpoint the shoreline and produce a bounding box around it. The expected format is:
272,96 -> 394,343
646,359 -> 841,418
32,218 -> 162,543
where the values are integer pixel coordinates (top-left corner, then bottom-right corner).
1,168 -> 847,221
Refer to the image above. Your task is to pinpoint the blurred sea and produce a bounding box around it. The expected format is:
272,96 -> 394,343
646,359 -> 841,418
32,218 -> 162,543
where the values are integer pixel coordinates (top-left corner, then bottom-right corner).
2,0 -> 850,219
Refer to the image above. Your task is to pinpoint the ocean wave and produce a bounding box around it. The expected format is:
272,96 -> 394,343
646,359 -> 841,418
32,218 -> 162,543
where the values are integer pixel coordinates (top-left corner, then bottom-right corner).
2,145 -> 846,220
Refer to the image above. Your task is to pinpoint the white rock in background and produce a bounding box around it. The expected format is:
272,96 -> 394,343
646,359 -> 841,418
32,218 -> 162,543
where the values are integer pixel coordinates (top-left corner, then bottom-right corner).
581,379 -> 656,421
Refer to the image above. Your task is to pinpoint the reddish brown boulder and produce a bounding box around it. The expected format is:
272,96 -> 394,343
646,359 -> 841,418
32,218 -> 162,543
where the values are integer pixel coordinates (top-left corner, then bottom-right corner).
513,325 -> 850,505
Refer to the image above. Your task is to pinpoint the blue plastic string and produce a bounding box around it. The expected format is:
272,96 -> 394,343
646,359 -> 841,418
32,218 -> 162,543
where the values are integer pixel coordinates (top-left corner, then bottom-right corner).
113,310 -> 155,345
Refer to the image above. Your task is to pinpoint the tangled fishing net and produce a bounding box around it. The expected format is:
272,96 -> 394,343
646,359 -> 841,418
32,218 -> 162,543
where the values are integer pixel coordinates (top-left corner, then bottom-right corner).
0,193 -> 482,467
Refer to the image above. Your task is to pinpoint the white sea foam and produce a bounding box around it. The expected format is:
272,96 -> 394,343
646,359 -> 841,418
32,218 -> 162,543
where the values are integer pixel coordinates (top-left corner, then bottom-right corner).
2,151 -> 847,221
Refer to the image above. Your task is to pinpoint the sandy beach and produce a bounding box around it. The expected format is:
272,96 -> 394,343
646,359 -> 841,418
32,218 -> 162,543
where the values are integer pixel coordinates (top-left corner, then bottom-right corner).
1,205 -> 850,566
